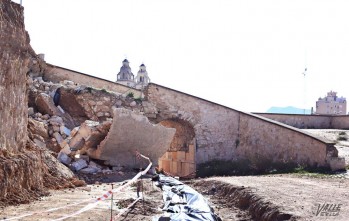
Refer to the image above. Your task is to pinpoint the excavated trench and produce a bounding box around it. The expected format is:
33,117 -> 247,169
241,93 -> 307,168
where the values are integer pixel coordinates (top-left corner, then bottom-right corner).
191,180 -> 297,221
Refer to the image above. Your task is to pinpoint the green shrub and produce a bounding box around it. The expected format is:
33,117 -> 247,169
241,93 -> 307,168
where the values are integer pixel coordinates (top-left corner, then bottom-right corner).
126,92 -> 134,98
134,97 -> 142,103
196,158 -> 330,178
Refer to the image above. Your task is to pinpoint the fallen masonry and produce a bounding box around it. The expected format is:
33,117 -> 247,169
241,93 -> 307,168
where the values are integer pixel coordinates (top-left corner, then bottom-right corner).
86,108 -> 176,167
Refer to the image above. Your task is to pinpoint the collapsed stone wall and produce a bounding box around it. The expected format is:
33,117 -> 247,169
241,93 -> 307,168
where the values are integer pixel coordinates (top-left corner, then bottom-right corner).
43,64 -> 143,98
144,83 -> 343,170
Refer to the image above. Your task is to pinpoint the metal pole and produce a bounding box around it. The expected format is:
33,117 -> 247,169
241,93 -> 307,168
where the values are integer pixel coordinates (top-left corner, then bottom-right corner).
20,0 -> 22,6
110,183 -> 114,221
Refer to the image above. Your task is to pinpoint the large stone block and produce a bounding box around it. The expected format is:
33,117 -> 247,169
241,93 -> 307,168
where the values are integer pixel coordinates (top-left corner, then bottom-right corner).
35,93 -> 61,116
68,120 -> 111,152
87,108 -> 176,167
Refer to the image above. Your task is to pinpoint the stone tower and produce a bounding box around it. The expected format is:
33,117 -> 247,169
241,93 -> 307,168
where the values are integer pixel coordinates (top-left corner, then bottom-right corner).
135,64 -> 151,90
116,59 -> 135,87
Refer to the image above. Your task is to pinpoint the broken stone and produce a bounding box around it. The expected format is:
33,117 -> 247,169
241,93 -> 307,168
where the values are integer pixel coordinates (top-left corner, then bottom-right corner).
71,159 -> 88,171
57,152 -> 72,165
60,125 -> 71,136
69,136 -> 85,151
71,179 -> 86,187
53,132 -> 68,149
70,126 -> 80,137
79,167 -> 100,174
75,154 -> 89,162
52,125 -> 60,132
96,112 -> 104,117
115,100 -> 122,107
34,138 -> 46,149
89,161 -> 102,169
69,120 -> 111,152
28,107 -> 34,116
86,108 -> 176,167
60,144 -> 72,155
63,80 -> 75,85
57,105 -> 65,114
35,93 -> 61,116
28,118 -> 49,139
42,114 -> 50,120
50,116 -> 64,125
35,112 -> 42,118
130,101 -> 137,107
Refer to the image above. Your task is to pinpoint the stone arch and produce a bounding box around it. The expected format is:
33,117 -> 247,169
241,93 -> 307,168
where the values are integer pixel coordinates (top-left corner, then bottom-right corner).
158,119 -> 195,152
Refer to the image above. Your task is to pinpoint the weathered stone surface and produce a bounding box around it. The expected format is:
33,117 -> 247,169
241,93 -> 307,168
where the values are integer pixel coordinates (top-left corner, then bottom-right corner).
86,108 -> 176,167
28,118 -> 49,139
71,159 -> 88,171
35,93 -> 61,116
28,107 -> 35,116
79,167 -> 100,174
57,152 -> 72,166
53,132 -> 67,149
328,156 -> 346,171
145,84 -> 340,170
69,120 -> 111,153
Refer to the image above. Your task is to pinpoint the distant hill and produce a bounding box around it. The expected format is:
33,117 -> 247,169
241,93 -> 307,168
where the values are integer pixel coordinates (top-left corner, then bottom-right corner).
266,106 -> 311,114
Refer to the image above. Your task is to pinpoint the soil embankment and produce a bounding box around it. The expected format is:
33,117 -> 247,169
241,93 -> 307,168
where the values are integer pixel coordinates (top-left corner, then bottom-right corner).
193,174 -> 349,220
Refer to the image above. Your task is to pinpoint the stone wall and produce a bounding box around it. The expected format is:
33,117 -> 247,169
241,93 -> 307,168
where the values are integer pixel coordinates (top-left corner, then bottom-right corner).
144,84 -> 339,169
331,116 -> 349,129
43,65 -> 143,98
255,113 -> 349,129
254,113 -> 332,129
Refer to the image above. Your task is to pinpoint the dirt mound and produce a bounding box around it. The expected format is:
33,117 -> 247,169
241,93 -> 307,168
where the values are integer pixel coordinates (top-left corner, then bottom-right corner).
193,180 -> 297,221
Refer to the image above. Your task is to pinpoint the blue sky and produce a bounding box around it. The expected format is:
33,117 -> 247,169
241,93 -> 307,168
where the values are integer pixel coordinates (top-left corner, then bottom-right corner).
15,0 -> 349,112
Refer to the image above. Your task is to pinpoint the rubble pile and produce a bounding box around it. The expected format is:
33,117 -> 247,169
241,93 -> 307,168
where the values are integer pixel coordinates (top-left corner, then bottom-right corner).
26,75 -> 164,178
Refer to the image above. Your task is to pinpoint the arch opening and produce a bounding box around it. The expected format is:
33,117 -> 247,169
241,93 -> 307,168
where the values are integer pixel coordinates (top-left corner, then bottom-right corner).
157,119 -> 196,178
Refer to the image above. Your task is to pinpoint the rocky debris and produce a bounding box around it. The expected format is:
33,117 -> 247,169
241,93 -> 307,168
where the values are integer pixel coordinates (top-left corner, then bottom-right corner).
71,159 -> 88,171
142,101 -> 158,119
28,107 -> 35,116
35,93 -> 62,116
28,118 -> 49,139
69,120 -> 112,154
57,152 -> 72,165
86,108 -> 176,167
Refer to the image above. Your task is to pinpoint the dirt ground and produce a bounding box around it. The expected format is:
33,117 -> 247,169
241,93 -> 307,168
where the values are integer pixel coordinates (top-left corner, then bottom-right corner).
0,174 -> 164,221
1,172 -> 348,220
193,173 -> 349,221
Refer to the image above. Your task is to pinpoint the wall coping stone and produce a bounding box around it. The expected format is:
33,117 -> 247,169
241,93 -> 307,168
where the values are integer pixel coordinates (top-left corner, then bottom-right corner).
146,83 -> 336,145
